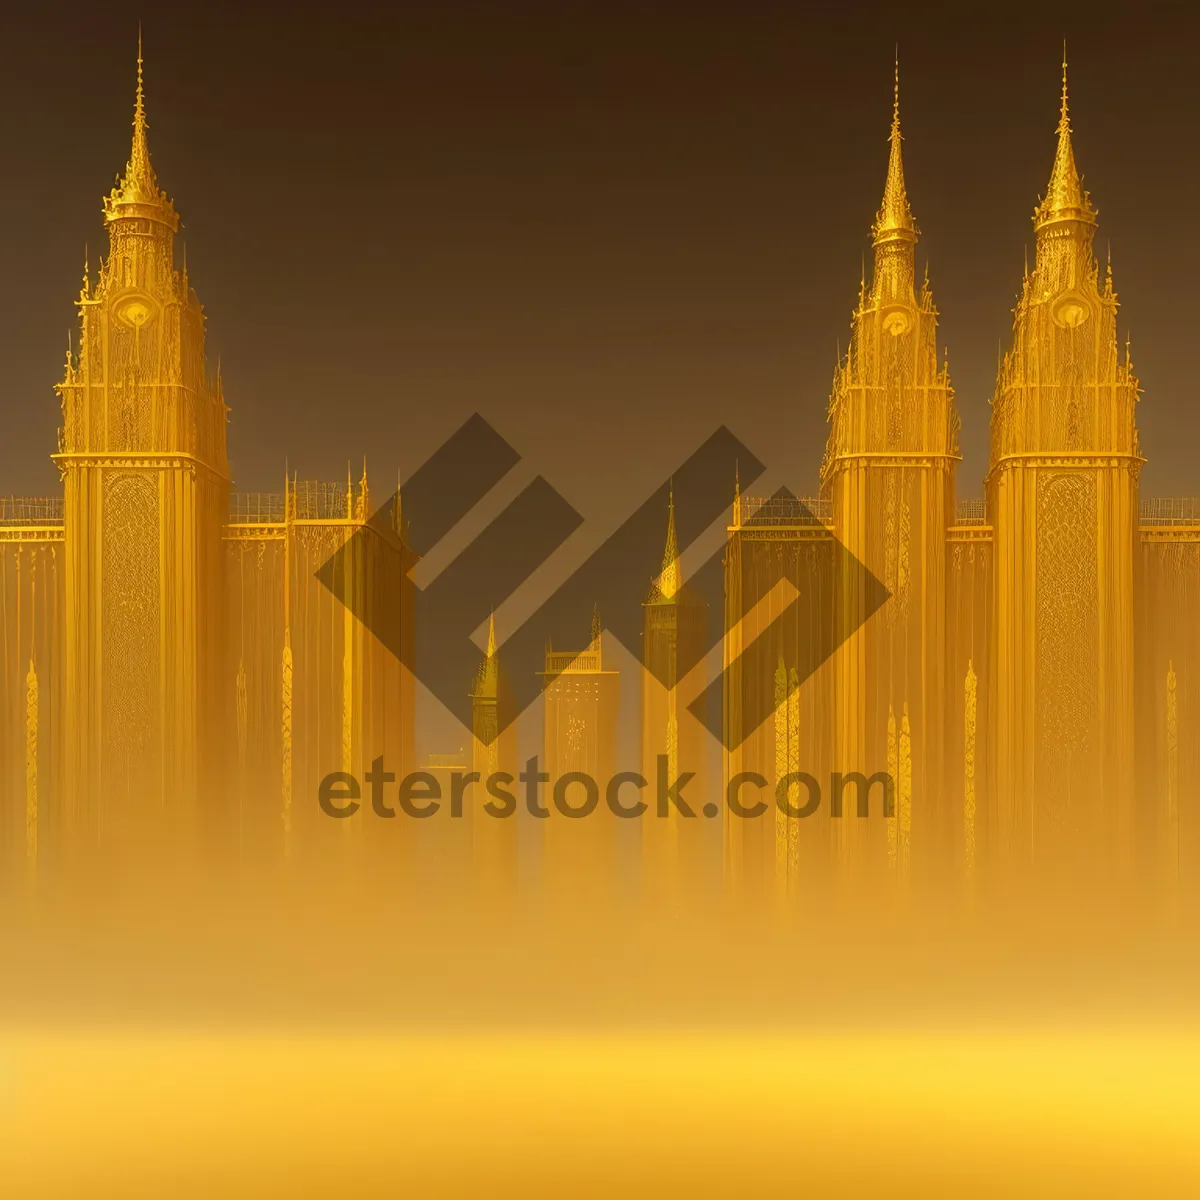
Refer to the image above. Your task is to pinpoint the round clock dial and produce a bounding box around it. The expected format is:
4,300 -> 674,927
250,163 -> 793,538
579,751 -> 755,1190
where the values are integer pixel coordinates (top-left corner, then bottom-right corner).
116,295 -> 155,328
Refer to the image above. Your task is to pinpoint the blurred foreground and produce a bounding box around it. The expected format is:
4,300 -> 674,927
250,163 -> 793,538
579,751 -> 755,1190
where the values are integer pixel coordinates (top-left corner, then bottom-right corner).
2,1029 -> 1199,1196
2,865 -> 1199,1195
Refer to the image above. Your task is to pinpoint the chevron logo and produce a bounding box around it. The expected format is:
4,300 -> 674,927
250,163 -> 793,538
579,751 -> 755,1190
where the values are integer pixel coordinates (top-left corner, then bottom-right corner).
316,414 -> 886,750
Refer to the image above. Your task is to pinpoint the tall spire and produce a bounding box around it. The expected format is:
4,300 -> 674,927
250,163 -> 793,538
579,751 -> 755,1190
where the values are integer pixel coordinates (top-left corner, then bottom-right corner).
657,484 -> 680,601
475,611 -> 499,697
1034,46 -> 1095,232
133,27 -> 148,164
871,51 -> 916,247
104,30 -> 178,230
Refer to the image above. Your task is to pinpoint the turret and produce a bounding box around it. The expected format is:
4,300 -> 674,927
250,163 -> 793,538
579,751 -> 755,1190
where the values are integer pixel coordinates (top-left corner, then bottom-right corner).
1032,53 -> 1099,301
102,33 -> 179,234
819,55 -> 958,880
870,55 -> 917,311
986,50 -> 1140,873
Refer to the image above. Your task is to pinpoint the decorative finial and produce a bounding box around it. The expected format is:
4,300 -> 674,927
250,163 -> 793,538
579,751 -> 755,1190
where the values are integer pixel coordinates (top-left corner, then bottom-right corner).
104,29 -> 179,230
476,610 -> 499,695
1035,44 -> 1096,231
657,483 -> 680,600
129,28 -> 151,192
872,50 -> 916,247
733,461 -> 742,527
136,25 -> 145,127
893,45 -> 901,136
1060,40 -> 1069,128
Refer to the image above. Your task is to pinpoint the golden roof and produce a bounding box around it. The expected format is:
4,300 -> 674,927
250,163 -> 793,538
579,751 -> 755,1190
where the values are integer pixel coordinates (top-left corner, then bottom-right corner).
103,33 -> 179,231
657,486 -> 680,601
871,55 -> 916,247
1034,51 -> 1096,231
474,612 -> 498,698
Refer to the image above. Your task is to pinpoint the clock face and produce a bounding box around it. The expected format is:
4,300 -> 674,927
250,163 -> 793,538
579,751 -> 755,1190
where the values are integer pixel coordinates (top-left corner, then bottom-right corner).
882,308 -> 910,337
115,295 -> 155,328
1052,291 -> 1090,329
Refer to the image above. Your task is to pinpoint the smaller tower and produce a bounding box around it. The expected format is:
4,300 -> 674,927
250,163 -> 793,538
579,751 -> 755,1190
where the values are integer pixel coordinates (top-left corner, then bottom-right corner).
641,490 -> 710,896
471,612 -> 519,891
540,608 -> 620,889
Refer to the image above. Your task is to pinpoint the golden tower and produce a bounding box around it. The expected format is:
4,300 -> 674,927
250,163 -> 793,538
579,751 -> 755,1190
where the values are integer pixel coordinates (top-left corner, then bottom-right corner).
822,60 -> 959,877
54,40 -> 229,852
471,612 -> 520,889
987,56 -> 1140,871
641,491 -> 711,895
541,610 -> 620,887
721,465 -> 838,894
0,42 -> 417,873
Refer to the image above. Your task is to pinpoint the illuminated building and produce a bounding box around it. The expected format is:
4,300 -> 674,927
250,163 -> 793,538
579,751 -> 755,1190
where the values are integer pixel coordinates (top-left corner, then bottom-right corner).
640,490 -> 712,893
0,44 -> 414,868
470,612 -> 520,888
726,56 -> 1200,888
1,46 -> 1197,893
539,610 -> 620,885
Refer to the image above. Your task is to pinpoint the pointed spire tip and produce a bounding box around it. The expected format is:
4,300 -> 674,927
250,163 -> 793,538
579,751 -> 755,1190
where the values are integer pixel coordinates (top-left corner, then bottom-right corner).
892,45 -> 900,135
872,51 -> 915,247
1036,44 -> 1095,230
103,27 -> 178,229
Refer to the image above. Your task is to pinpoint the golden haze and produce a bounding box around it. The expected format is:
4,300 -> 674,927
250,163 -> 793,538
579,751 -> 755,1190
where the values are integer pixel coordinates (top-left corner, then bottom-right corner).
1,40 -> 1200,1197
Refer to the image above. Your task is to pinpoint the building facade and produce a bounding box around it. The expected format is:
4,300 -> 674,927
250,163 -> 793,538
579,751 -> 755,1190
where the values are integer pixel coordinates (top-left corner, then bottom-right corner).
1,50 -> 1197,894
727,59 -> 1200,892
0,48 -> 414,872
641,491 -> 713,893
539,612 -> 621,885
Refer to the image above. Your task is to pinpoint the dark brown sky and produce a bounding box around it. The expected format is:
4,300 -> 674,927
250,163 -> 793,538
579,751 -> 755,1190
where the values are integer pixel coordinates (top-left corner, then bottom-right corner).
1,1 -> 1196,523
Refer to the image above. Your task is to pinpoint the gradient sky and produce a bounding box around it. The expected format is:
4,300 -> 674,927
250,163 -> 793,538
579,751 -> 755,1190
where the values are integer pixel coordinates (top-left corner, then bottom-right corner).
1,1 -> 1196,529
